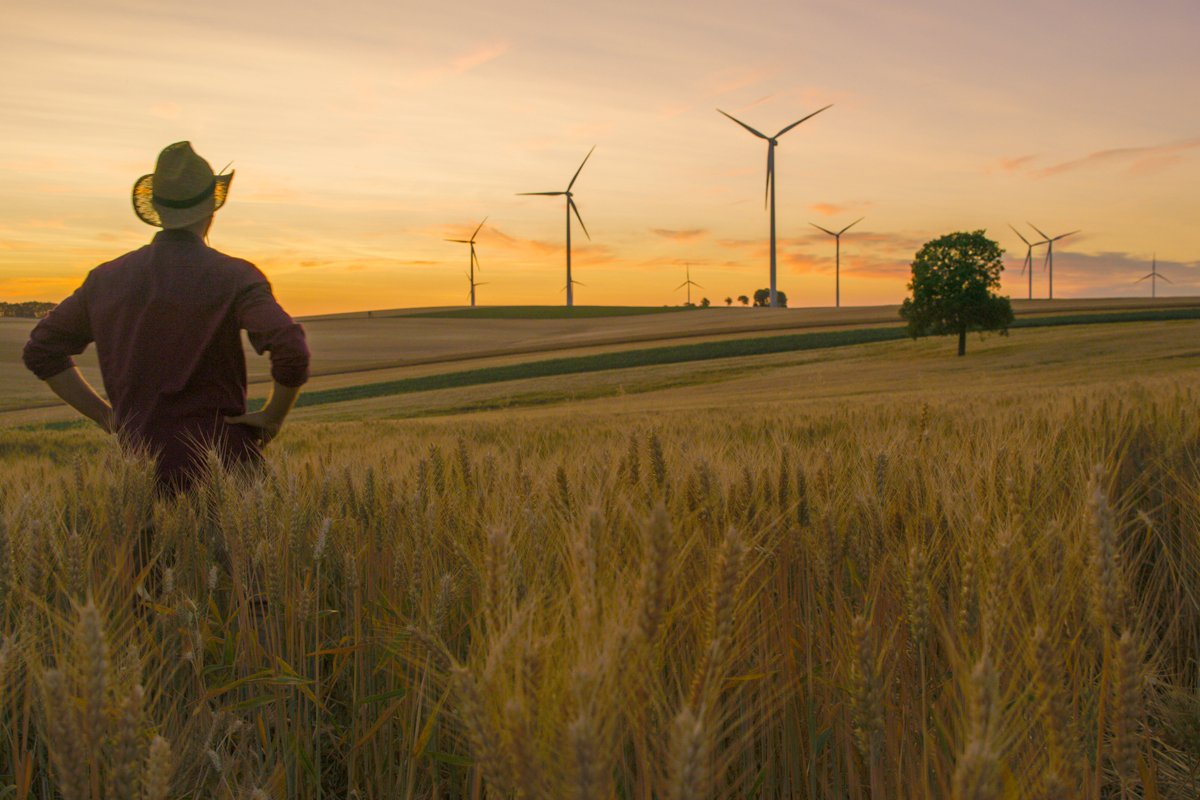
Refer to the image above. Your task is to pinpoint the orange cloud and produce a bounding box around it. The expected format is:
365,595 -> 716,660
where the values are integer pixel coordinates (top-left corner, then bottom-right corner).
449,41 -> 510,75
651,228 -> 708,241
411,40 -> 511,87
993,154 -> 1038,173
477,225 -> 564,257
810,203 -> 846,217
1030,137 -> 1200,178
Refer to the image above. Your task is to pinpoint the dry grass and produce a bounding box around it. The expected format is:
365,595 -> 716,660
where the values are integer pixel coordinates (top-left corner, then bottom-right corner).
1,369 -> 1199,797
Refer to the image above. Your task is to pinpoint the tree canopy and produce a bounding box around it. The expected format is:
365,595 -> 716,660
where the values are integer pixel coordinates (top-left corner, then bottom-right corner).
753,289 -> 788,307
899,230 -> 1013,356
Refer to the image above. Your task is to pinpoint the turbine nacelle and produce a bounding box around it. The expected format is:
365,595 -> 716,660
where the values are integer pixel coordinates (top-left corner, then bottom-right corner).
1026,223 -> 1079,301
518,147 -> 596,306
718,105 -> 832,308
447,217 -> 488,306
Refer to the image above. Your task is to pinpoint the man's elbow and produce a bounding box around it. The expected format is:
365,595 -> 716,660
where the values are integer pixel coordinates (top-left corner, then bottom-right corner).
22,340 -> 71,382
270,353 -> 310,389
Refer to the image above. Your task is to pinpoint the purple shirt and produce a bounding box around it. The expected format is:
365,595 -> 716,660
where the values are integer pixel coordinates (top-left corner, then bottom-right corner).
23,229 -> 309,491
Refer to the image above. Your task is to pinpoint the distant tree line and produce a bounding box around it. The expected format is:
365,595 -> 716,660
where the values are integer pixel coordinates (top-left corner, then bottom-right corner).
0,301 -> 56,318
694,290 -> 788,308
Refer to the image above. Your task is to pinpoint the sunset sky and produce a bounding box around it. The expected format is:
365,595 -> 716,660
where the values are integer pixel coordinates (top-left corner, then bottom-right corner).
3,0 -> 1198,315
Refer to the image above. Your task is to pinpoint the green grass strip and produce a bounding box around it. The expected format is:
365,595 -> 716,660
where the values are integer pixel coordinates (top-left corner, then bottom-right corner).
277,307 -> 1200,411
285,326 -> 906,409
406,305 -> 696,319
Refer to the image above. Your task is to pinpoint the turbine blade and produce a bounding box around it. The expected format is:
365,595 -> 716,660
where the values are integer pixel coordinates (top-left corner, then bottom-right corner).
774,104 -> 833,138
518,191 -> 566,196
838,217 -> 865,235
568,146 -> 595,191
1160,274 -> 1174,284
445,239 -> 471,243
570,198 -> 590,240
1135,274 -> 1152,283
810,222 -> 837,236
472,248 -> 481,272
764,146 -> 773,209
1027,222 -> 1051,240
471,216 -> 488,240
1054,229 -> 1081,241
1008,223 -> 1031,245
693,282 -> 704,289
676,281 -> 688,290
717,109 -> 769,139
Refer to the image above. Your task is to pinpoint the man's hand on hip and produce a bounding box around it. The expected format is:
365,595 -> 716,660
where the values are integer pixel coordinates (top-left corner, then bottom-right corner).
224,410 -> 283,445
224,382 -> 301,447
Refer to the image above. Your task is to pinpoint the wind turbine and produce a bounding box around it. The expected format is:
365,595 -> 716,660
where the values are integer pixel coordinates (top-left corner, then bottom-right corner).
1136,253 -> 1171,299
445,217 -> 487,307
809,217 -> 863,308
518,147 -> 595,307
676,263 -> 703,306
718,104 -> 832,308
1027,223 -> 1079,301
1008,223 -> 1047,301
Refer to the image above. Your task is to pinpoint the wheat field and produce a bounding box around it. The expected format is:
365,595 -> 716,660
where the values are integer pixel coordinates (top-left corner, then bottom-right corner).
1,360 -> 1199,798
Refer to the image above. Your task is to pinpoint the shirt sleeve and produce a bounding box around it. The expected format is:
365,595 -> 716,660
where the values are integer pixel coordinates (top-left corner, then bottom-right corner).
22,279 -> 94,380
235,272 -> 310,388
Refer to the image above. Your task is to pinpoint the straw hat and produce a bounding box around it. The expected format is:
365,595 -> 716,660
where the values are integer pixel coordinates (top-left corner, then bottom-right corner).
132,141 -> 233,228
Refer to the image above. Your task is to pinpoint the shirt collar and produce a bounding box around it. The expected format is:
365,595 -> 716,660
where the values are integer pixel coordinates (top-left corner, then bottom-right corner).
153,228 -> 206,245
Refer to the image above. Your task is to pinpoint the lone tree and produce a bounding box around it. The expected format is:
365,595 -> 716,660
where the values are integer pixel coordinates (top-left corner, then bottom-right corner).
900,230 -> 1013,356
737,295 -> 750,306
753,288 -> 788,307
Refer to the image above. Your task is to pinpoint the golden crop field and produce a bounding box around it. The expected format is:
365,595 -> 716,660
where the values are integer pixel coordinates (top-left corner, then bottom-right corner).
1,317 -> 1199,798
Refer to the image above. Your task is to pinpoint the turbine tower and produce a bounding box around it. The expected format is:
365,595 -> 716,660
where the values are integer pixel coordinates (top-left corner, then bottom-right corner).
445,217 -> 487,307
1136,253 -> 1171,298
810,217 -> 863,308
676,263 -> 703,306
1008,223 -> 1046,301
518,147 -> 595,307
1027,223 -> 1079,301
718,105 -> 832,308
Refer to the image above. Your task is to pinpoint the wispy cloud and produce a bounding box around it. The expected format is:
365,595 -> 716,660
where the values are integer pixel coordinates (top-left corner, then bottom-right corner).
650,228 -> 707,241
998,137 -> 1200,178
992,154 -> 1038,174
476,225 -> 562,257
449,41 -> 510,74
808,201 -> 874,219
411,40 -> 511,86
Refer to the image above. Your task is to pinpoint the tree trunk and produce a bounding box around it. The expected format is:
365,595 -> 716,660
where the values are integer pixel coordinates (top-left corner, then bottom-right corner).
957,327 -> 966,356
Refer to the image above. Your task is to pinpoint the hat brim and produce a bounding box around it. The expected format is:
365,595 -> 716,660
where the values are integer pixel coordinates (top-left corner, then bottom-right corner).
132,172 -> 233,228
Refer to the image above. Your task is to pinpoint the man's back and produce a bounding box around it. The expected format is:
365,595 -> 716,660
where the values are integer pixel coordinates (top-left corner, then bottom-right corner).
24,229 -> 309,490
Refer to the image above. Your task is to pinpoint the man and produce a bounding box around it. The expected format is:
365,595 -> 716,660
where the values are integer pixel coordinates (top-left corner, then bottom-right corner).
23,141 -> 310,494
